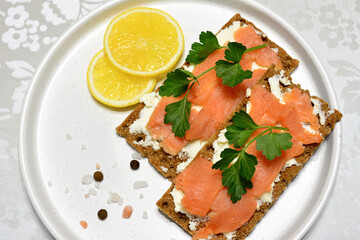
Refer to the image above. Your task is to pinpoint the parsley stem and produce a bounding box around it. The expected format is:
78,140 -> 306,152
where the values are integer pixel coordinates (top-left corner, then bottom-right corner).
242,124 -> 289,153
244,128 -> 270,151
244,44 -> 267,54
196,66 -> 217,79
259,126 -> 289,131
243,125 -> 288,151
187,81 -> 196,96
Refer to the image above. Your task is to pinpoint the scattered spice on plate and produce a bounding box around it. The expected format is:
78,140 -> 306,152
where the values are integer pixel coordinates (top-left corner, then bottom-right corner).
93,171 -> 103,182
133,181 -> 148,189
122,205 -> 133,219
88,188 -> 97,196
98,209 -> 108,220
130,160 -> 139,170
131,152 -> 142,160
81,174 -> 93,185
80,220 -> 88,229
96,163 -> 100,170
142,211 -> 148,219
66,133 -> 73,140
107,192 -> 123,205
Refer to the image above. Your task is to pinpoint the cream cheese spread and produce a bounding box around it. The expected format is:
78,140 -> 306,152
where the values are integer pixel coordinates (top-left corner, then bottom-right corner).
311,97 -> 326,125
129,92 -> 161,150
177,140 -> 206,173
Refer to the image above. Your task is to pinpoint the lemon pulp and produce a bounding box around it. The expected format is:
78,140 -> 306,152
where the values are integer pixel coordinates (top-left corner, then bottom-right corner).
87,50 -> 156,107
104,7 -> 184,77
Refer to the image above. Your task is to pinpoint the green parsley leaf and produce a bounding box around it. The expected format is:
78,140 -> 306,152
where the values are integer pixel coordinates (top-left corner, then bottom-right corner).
215,110 -> 294,203
225,111 -> 260,148
213,147 -> 258,203
159,69 -> 193,97
164,97 -> 191,137
212,148 -> 240,171
238,150 -> 258,181
256,132 -> 293,160
232,111 -> 259,129
222,162 -> 247,203
224,42 -> 247,62
221,151 -> 257,203
215,60 -> 253,87
225,125 -> 256,148
186,31 -> 223,64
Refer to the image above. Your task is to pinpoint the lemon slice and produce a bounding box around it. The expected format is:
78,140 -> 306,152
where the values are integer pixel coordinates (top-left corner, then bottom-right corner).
87,50 -> 156,107
104,7 -> 184,77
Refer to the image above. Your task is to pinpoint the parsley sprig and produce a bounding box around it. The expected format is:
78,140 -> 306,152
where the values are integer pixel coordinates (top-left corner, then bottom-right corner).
212,111 -> 293,203
159,67 -> 215,137
159,31 -> 266,137
186,31 -> 226,64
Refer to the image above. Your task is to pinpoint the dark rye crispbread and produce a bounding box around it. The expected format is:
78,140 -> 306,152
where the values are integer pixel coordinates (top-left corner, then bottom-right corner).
156,67 -> 342,239
116,13 -> 299,180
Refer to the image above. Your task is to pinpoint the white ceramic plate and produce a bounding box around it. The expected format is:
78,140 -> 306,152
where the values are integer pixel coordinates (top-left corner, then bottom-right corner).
19,0 -> 342,239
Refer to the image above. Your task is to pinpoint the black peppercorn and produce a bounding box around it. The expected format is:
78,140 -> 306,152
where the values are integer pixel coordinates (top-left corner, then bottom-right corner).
97,209 -> 107,220
130,160 -> 140,170
93,171 -> 103,182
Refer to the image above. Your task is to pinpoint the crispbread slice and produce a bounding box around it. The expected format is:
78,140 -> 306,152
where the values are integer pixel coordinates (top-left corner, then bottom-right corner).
117,13 -> 299,180
156,67 -> 342,239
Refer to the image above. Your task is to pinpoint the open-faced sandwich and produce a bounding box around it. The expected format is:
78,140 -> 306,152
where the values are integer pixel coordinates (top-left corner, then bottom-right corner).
116,12 -> 342,240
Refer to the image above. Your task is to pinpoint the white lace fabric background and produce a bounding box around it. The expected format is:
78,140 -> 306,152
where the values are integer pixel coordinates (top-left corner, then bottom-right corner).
0,0 -> 358,239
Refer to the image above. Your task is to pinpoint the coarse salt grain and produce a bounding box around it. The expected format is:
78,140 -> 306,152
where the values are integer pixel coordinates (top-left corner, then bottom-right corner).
122,205 -> 133,219
131,152 -> 142,160
80,220 -> 87,229
133,181 -> 149,189
107,192 -> 123,205
81,174 -> 93,185
66,133 -> 72,140
88,188 -> 97,196
139,193 -> 144,199
142,211 -> 148,219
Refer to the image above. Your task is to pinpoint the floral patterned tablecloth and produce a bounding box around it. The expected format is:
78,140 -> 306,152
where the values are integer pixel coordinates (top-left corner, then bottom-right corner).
0,0 -> 359,239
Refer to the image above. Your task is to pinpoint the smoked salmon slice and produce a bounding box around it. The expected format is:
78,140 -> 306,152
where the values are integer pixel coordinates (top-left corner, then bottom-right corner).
234,26 -> 283,69
283,88 -> 321,131
249,85 -> 322,144
185,69 -> 266,141
193,190 -> 257,239
146,96 -> 199,155
188,49 -> 226,106
246,138 -> 304,198
147,96 -> 180,141
174,157 -> 223,217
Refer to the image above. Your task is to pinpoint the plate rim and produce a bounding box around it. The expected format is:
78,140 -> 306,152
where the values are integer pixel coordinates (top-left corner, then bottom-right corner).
18,0 -> 342,239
